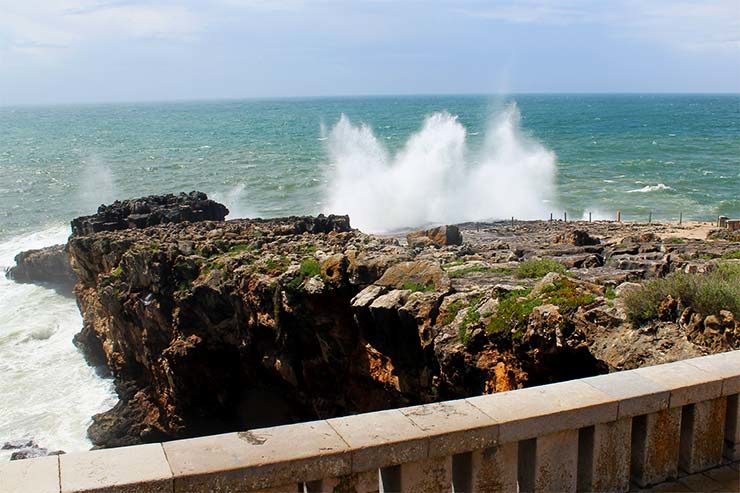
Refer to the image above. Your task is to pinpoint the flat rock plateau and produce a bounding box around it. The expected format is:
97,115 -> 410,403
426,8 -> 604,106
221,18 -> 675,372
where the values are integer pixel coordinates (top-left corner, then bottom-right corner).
7,192 -> 740,449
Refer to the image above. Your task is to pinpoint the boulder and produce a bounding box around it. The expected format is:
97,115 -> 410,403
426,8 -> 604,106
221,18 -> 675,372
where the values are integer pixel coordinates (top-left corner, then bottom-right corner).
376,260 -> 451,292
407,225 -> 462,248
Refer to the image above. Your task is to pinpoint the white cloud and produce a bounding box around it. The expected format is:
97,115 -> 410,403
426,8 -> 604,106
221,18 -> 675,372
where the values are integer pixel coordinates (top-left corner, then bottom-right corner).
0,1 -> 203,57
458,0 -> 740,52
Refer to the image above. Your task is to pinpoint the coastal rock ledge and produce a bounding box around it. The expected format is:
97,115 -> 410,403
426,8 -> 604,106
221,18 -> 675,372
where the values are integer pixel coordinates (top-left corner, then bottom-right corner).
18,192 -> 736,449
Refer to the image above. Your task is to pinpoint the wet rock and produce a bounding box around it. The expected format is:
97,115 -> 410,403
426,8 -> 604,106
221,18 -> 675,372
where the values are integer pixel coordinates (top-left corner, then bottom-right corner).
4,440 -> 65,461
6,244 -> 76,295
2,439 -> 37,450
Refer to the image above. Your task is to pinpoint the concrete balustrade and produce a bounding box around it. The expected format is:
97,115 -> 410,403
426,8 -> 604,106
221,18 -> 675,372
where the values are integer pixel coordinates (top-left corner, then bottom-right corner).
2,351 -> 738,493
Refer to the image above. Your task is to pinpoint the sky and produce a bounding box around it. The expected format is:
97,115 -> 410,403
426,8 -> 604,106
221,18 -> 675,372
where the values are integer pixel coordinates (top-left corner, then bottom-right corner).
0,0 -> 739,105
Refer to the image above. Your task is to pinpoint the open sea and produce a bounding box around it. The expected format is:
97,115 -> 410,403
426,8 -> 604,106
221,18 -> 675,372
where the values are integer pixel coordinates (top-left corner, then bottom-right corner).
0,94 -> 738,457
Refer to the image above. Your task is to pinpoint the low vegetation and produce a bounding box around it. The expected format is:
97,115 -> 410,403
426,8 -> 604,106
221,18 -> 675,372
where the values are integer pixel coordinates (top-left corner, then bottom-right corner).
514,258 -> 566,279
487,278 -> 597,338
623,263 -> 740,325
288,258 -> 321,289
448,265 -> 514,278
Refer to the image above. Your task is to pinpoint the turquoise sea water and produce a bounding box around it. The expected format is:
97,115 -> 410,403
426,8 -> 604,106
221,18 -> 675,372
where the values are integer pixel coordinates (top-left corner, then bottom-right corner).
0,94 -> 738,455
0,94 -> 738,239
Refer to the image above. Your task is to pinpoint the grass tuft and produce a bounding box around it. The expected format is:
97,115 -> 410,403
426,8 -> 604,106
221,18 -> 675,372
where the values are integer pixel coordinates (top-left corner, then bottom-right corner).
514,259 -> 566,279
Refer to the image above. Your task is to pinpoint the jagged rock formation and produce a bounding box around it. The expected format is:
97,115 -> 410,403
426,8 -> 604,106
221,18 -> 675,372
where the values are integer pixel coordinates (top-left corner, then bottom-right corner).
71,191 -> 228,236
2,440 -> 64,461
6,191 -> 230,297
54,195 -> 740,448
6,244 -> 76,295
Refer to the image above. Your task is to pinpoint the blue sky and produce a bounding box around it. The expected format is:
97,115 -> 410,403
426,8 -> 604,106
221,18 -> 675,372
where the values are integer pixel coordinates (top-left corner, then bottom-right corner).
1,0 -> 738,104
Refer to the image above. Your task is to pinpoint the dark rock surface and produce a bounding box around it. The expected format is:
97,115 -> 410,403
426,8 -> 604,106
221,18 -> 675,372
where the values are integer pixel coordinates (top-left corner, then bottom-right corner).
70,191 -> 229,237
6,244 -> 76,295
3,440 -> 64,461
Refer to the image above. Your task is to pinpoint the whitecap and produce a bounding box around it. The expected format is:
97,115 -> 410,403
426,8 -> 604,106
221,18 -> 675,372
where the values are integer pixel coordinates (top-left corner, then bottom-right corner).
627,183 -> 673,193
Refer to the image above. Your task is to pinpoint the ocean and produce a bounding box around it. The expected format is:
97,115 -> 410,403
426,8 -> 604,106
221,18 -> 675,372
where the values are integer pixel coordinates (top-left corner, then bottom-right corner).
0,94 -> 738,456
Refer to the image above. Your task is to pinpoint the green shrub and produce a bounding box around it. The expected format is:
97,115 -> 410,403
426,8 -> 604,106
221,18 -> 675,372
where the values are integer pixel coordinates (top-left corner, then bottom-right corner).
623,263 -> 740,325
515,259 -> 566,279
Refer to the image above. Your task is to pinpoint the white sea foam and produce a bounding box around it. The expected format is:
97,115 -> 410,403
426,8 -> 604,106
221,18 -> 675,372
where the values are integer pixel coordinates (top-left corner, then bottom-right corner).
627,183 -> 673,193
0,226 -> 116,460
325,104 -> 557,232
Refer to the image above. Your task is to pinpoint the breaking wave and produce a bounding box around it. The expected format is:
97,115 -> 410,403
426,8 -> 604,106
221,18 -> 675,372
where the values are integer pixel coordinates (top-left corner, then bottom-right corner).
324,103 -> 557,232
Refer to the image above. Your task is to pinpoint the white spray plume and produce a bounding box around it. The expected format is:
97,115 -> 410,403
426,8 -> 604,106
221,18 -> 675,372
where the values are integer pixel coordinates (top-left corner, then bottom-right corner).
77,156 -> 116,213
212,184 -> 259,219
325,103 -> 557,232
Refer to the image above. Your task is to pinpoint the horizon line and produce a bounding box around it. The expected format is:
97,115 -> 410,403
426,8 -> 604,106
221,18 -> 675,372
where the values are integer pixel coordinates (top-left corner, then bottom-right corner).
2,91 -> 739,109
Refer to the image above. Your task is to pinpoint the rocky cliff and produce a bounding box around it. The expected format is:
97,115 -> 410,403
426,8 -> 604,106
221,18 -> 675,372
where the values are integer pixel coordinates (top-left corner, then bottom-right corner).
61,198 -> 740,448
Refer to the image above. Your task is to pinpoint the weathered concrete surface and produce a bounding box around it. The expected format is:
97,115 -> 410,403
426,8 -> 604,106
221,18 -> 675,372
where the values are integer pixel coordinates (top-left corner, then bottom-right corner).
0,455 -> 59,493
163,421 -> 349,492
679,397 -> 727,475
726,394 -> 740,462
326,409 -> 427,472
635,360 -> 724,408
631,407 -> 682,487
400,399 -> 498,457
533,429 -> 579,492
401,456 -> 452,493
577,418 -> 632,493
581,370 -> 670,418
60,443 -> 172,493
466,380 -> 617,443
470,443 -> 518,493
640,463 -> 739,492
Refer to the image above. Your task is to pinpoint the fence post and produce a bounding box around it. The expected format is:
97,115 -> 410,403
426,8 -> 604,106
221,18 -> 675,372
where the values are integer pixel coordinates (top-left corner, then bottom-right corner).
589,212 -> 592,223
564,211 -> 567,222
617,211 -> 621,222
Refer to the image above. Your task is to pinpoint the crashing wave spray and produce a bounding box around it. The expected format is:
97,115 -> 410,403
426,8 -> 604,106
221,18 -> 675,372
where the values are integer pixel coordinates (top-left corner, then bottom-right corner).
325,103 -> 557,232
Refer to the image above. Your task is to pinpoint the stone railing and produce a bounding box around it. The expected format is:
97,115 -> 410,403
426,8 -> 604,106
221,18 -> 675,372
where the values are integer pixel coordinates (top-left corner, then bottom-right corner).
2,351 -> 738,493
